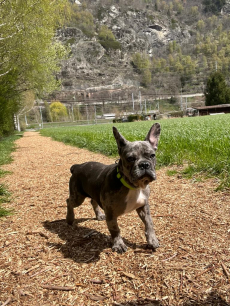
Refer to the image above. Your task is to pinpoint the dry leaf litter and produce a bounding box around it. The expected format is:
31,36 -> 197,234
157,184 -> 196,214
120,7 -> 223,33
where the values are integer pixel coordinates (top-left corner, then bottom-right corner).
0,132 -> 229,306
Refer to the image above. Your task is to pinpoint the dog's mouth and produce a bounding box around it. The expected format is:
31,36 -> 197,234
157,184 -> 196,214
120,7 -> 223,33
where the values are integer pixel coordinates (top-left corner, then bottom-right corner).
131,170 -> 156,187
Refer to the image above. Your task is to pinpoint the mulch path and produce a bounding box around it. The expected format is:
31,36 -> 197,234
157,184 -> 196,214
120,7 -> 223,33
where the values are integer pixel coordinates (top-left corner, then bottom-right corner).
0,131 -> 229,306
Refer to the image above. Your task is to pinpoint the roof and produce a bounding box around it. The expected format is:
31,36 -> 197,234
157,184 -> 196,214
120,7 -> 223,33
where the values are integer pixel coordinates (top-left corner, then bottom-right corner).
194,104 -> 230,110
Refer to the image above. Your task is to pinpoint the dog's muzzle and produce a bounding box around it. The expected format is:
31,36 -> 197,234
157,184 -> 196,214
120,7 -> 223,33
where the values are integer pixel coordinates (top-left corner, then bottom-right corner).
138,161 -> 151,171
132,161 -> 156,185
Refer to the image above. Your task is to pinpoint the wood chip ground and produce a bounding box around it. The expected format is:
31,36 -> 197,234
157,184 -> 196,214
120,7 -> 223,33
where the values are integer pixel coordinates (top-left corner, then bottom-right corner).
0,131 -> 229,306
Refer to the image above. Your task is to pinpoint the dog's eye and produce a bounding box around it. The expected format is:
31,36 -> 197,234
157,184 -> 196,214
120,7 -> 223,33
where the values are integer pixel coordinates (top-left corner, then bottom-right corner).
150,154 -> 155,159
127,156 -> 136,162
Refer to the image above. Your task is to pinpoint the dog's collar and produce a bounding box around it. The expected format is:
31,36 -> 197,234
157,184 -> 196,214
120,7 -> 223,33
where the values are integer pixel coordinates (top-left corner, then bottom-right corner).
116,167 -> 137,190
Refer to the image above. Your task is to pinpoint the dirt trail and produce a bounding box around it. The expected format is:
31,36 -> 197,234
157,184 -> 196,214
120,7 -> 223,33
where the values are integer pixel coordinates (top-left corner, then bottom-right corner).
0,131 -> 229,306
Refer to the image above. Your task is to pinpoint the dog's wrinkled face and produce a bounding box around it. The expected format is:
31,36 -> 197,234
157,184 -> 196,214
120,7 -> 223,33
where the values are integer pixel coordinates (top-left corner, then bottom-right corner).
113,123 -> 161,188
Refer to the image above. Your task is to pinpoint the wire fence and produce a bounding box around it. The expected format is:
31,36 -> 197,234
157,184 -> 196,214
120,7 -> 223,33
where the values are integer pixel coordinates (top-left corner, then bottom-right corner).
18,94 -> 204,130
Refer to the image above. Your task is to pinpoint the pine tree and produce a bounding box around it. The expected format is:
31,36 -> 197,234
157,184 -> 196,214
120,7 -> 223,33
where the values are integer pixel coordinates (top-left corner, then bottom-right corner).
203,0 -> 226,15
205,71 -> 230,106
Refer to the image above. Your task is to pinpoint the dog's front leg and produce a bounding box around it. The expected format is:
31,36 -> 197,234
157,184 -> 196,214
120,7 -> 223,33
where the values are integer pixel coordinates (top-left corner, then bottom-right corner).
136,204 -> 159,250
105,211 -> 127,253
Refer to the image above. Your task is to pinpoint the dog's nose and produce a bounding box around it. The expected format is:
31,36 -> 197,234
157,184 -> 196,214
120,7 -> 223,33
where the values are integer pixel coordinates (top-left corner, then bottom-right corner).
139,161 -> 150,170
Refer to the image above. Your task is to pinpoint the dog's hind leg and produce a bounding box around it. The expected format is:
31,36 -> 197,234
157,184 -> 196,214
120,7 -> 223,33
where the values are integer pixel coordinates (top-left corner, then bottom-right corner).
91,199 -> 105,221
66,193 -> 85,225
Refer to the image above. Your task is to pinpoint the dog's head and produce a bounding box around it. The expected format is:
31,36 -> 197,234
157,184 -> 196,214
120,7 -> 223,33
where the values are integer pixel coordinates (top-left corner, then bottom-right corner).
113,123 -> 161,189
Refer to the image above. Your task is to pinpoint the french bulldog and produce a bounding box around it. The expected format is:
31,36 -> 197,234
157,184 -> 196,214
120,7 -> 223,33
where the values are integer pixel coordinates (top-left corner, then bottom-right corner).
66,123 -> 161,253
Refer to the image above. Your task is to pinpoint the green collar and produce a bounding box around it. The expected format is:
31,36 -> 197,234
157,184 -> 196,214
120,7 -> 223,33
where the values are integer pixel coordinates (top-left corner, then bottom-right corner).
117,167 -> 137,190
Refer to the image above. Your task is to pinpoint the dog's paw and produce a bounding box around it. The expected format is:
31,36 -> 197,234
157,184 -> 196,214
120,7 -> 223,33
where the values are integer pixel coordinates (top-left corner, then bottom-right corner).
112,237 -> 128,253
66,214 -> 74,226
112,243 -> 128,253
147,235 -> 159,250
146,243 -> 159,251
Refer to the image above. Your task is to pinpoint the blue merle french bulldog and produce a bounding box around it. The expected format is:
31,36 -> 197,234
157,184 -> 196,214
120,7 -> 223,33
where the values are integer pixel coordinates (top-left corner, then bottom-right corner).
66,123 -> 161,253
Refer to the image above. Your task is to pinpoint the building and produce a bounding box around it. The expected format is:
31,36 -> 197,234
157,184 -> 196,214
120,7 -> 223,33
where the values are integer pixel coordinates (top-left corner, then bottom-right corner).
194,104 -> 230,116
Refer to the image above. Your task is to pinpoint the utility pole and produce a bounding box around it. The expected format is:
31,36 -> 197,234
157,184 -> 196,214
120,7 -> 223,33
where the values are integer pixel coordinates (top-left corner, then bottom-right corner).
72,95 -> 76,122
132,93 -> 134,111
67,106 -> 71,121
86,105 -> 89,125
71,104 -> 74,122
94,105 -> 97,124
180,88 -> 183,110
145,100 -> 147,114
139,91 -> 142,112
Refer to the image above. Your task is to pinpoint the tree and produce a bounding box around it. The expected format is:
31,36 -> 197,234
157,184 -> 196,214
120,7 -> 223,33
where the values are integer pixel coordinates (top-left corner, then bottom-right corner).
203,0 -> 226,15
50,102 -> 68,121
204,71 -> 230,106
132,53 -> 150,72
0,71 -> 19,136
141,69 -> 152,87
44,102 -> 52,122
0,0 -> 69,136
132,53 -> 151,87
15,91 -> 36,131
197,20 -> 205,32
68,3 -> 95,37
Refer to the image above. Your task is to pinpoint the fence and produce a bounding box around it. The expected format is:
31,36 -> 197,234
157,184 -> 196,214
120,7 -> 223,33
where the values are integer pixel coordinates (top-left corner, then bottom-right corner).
18,95 -> 203,130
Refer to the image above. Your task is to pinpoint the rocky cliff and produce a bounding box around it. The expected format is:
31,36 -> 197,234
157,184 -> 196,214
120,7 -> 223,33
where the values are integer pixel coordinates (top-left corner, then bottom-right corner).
51,0 -> 230,103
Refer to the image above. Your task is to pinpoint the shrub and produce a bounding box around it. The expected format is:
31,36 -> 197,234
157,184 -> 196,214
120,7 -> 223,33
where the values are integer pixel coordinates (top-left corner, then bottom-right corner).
98,25 -> 121,51
50,101 -> 68,122
99,39 -> 121,51
127,114 -> 143,122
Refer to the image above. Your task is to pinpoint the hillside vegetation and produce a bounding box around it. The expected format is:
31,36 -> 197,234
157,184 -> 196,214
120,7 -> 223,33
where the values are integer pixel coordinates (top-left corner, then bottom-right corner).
56,0 -> 230,98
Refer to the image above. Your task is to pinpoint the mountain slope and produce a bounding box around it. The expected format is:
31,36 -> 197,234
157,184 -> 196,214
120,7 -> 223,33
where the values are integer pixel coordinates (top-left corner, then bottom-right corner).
51,0 -> 230,103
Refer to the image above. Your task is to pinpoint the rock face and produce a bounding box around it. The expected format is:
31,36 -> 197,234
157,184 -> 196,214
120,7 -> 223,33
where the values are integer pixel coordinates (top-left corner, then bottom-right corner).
222,0 -> 230,14
53,4 -> 190,101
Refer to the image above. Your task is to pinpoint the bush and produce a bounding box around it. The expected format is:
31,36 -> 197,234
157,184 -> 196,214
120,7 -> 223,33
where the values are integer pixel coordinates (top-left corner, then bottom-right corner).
50,101 -> 68,122
113,118 -> 122,123
99,40 -> 121,51
19,122 -> 27,131
127,114 -> 143,122
169,97 -> 177,104
170,111 -> 184,117
69,4 -> 95,36
98,25 -> 121,51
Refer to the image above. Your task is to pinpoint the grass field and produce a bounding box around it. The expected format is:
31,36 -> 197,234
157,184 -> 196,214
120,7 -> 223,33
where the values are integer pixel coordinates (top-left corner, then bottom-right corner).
40,114 -> 230,189
0,134 -> 21,217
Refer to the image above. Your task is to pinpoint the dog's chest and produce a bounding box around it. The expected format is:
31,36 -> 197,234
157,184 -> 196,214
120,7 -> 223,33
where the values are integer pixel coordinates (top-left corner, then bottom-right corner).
123,189 -> 147,214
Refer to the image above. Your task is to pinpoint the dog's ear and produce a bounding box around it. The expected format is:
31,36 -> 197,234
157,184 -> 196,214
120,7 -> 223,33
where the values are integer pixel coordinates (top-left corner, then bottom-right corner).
113,127 -> 128,152
145,123 -> 161,150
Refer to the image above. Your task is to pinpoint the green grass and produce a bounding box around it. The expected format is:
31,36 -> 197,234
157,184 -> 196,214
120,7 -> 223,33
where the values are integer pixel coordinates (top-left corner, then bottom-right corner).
0,134 -> 21,217
167,169 -> 178,176
40,114 -> 230,189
